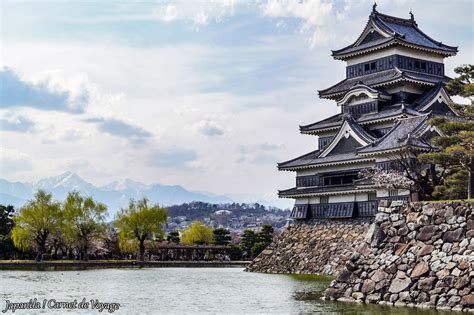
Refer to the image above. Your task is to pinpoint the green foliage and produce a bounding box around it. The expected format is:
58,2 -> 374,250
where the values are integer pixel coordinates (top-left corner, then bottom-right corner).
11,191 -> 61,260
212,228 -> 231,246
256,224 -> 274,244
166,231 -> 180,244
180,221 -> 213,245
418,64 -> 474,199
0,205 -> 16,259
240,225 -> 274,258
62,191 -> 107,261
251,224 -> 274,257
115,198 -> 167,260
0,205 -> 15,235
446,64 -> 473,100
432,169 -> 468,200
239,229 -> 256,257
228,243 -> 242,260
251,242 -> 268,257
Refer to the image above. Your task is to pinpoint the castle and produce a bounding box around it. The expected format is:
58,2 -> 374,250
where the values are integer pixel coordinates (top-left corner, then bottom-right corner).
278,5 -> 458,220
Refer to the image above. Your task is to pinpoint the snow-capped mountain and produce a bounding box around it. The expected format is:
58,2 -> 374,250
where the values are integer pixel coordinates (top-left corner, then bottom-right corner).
0,172 -> 289,215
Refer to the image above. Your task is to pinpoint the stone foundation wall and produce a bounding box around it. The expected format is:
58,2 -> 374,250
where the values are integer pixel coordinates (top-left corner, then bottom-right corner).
324,201 -> 474,312
246,219 -> 371,275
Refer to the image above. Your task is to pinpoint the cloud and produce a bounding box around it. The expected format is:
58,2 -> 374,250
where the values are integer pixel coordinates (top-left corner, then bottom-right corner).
195,119 -> 224,136
0,149 -> 33,176
84,117 -> 153,143
153,0 -> 241,30
148,147 -> 198,168
260,0 -> 337,47
0,114 -> 35,132
237,142 -> 281,165
0,67 -> 89,113
259,142 -> 281,151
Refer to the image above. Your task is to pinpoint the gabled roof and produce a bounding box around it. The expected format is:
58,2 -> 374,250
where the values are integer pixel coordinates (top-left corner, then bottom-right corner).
319,116 -> 375,157
357,114 -> 435,155
319,67 -> 450,99
279,116 -> 377,171
277,149 -> 373,171
332,7 -> 458,60
300,104 -> 422,134
413,82 -> 457,114
279,184 -> 376,198
337,82 -> 391,105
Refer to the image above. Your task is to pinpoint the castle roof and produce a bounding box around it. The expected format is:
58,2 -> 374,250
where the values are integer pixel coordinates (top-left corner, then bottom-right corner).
280,116 -> 377,170
319,67 -> 450,99
331,8 -> 458,60
357,114 -> 434,155
300,104 -> 422,134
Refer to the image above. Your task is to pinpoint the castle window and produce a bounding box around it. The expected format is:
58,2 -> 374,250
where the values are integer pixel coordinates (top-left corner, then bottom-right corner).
415,60 -> 420,69
370,62 -> 376,70
364,63 -> 370,71
320,196 -> 329,204
368,192 -> 377,201
388,189 -> 399,197
421,62 -> 426,70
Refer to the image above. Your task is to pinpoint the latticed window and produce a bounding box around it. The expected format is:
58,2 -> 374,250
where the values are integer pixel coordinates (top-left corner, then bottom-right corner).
320,196 -> 329,204
389,189 -> 398,197
368,192 -> 377,200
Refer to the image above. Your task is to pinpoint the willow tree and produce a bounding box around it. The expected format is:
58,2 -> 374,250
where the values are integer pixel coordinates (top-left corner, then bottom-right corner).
62,191 -> 107,261
115,198 -> 167,261
12,190 -> 62,261
181,221 -> 213,245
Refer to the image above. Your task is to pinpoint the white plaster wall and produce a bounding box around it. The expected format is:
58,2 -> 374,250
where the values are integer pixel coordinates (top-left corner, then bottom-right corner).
309,196 -> 320,203
355,193 -> 369,202
377,189 -> 389,197
385,84 -> 425,95
294,198 -> 309,205
329,194 -> 357,203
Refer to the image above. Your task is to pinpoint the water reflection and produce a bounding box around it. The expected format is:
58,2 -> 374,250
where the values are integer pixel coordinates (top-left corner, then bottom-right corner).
0,268 -> 453,314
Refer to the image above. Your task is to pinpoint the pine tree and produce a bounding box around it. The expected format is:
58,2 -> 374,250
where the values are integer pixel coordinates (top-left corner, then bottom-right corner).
419,65 -> 474,199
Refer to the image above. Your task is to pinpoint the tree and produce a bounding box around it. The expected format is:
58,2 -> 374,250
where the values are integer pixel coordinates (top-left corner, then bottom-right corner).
358,167 -> 414,190
212,228 -> 231,246
115,198 -> 167,261
252,224 -> 274,257
419,65 -> 474,199
0,204 -> 15,235
102,227 -> 122,259
11,190 -> 62,261
432,169 -> 469,200
166,231 -> 180,244
256,224 -> 274,245
62,191 -> 107,261
0,205 -> 16,259
228,244 -> 242,260
239,230 -> 256,259
180,221 -> 213,245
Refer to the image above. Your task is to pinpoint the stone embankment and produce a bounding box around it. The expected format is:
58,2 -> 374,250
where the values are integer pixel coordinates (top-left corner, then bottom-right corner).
324,201 -> 474,312
246,219 -> 371,275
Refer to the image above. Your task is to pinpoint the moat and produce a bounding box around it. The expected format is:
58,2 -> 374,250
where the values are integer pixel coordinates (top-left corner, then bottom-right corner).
0,268 -> 453,314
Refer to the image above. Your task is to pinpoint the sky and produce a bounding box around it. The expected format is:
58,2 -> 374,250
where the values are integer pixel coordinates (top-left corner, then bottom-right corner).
0,0 -> 473,206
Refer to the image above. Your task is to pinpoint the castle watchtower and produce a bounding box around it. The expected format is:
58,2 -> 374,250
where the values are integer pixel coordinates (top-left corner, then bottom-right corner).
278,6 -> 458,220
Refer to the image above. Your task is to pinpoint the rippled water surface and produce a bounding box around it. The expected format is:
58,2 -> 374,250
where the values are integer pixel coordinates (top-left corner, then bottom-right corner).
0,268 -> 451,314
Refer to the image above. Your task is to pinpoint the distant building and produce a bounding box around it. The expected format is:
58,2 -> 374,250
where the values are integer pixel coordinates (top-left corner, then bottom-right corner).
278,5 -> 458,220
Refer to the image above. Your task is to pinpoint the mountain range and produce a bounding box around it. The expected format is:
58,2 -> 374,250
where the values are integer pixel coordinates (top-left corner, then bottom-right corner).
0,172 -> 289,215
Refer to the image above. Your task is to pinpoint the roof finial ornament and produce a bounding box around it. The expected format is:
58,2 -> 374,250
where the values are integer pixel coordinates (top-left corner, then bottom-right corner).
409,10 -> 414,21
372,2 -> 377,13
